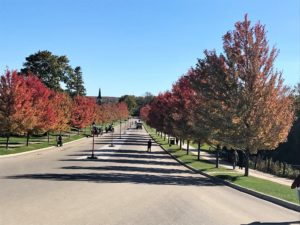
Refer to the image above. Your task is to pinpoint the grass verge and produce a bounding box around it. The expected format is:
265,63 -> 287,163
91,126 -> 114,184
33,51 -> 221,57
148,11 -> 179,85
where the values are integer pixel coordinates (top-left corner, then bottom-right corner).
144,124 -> 299,205
0,134 -> 85,156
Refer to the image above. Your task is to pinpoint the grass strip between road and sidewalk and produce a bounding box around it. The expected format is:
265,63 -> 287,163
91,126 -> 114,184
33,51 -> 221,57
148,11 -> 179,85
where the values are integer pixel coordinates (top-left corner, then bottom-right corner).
144,124 -> 299,205
0,134 -> 85,156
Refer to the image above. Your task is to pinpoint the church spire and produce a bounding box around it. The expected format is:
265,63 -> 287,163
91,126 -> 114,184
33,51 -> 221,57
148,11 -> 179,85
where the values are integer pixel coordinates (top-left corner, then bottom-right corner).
97,88 -> 102,105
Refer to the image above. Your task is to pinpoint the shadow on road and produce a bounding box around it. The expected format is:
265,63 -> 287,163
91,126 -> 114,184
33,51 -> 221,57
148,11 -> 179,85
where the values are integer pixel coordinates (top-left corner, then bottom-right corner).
6,172 -> 218,186
5,131 -> 223,187
61,165 -> 190,174
241,221 -> 300,225
59,158 -> 182,166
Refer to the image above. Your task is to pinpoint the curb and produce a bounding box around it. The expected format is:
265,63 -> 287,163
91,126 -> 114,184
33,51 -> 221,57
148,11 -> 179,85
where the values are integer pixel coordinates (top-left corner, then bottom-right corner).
0,137 -> 86,159
156,142 -> 300,213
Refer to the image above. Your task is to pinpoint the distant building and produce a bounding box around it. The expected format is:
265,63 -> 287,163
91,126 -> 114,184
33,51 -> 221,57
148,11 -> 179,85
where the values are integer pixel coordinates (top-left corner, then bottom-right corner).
96,88 -> 102,105
88,88 -> 119,104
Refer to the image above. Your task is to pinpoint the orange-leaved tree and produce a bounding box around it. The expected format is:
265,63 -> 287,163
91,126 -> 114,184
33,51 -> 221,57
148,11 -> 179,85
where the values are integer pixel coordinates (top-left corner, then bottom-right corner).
190,15 -> 295,176
24,74 -> 55,145
51,92 -> 72,133
0,70 -> 35,148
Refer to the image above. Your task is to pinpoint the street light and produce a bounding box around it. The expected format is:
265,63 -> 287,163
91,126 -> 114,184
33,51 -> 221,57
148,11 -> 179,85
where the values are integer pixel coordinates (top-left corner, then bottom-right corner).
119,120 -> 122,139
109,127 -> 115,147
87,122 -> 98,159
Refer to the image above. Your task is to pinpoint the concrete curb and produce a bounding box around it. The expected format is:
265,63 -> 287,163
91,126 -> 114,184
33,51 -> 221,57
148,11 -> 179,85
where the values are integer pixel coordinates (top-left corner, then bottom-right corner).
0,137 -> 86,159
158,143 -> 300,213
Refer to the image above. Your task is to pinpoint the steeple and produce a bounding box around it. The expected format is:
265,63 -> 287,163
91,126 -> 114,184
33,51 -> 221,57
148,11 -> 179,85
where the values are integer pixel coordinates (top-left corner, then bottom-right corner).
97,88 -> 102,105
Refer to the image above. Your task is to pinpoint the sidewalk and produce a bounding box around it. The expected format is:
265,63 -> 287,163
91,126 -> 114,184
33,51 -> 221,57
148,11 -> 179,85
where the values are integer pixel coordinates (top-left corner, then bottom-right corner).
181,143 -> 293,187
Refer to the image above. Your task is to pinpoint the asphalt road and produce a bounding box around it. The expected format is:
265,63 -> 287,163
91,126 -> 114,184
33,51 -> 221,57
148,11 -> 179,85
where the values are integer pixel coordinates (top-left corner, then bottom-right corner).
0,126 -> 299,225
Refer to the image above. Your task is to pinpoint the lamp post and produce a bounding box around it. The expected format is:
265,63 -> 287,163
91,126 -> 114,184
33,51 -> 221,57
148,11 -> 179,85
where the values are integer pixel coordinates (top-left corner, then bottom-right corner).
119,120 -> 122,139
110,127 -> 115,147
88,122 -> 98,159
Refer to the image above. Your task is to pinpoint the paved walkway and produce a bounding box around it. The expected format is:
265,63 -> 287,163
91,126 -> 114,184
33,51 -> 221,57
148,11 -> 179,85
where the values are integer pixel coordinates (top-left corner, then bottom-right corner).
181,143 -> 294,187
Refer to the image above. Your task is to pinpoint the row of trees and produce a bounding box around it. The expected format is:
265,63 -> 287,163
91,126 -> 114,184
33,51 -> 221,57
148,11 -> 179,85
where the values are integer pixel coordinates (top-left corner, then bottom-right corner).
119,93 -> 154,116
0,70 -> 129,148
140,15 -> 296,176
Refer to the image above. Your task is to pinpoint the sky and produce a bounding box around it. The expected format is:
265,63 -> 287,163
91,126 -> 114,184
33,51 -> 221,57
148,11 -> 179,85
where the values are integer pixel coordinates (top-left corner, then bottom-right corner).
0,0 -> 299,97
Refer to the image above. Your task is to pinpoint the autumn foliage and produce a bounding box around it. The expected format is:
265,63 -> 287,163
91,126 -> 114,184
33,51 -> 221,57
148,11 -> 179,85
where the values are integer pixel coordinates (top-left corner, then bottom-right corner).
141,15 -> 295,176
0,70 -> 129,148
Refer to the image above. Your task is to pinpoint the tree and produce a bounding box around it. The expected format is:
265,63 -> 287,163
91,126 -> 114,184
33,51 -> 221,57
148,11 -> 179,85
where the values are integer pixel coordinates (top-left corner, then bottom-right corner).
135,92 -> 154,116
117,102 -> 129,120
0,71 -> 35,148
21,50 -> 72,91
66,66 -> 86,97
24,74 -> 56,146
70,96 -> 96,131
190,15 -> 294,176
140,104 -> 151,124
147,92 -> 174,141
170,75 -> 195,153
51,92 -> 72,132
119,95 -> 137,115
294,83 -> 300,118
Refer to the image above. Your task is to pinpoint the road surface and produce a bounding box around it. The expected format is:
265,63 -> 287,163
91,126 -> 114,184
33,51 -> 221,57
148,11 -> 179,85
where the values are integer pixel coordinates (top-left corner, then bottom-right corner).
0,126 -> 299,225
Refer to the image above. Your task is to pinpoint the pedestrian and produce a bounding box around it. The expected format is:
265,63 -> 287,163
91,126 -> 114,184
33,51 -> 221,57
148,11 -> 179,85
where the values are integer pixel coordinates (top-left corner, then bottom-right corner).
291,174 -> 300,203
147,139 -> 152,152
238,150 -> 244,169
232,149 -> 239,170
57,134 -> 62,147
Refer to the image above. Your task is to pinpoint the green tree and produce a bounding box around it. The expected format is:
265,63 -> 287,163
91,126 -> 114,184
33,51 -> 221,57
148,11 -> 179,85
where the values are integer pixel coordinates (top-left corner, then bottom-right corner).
21,50 -> 72,91
119,95 -> 137,115
66,66 -> 86,97
295,83 -> 300,118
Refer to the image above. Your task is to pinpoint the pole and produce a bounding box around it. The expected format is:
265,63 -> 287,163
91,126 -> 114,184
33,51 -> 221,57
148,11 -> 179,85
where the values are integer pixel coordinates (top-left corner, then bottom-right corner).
87,123 -> 97,159
110,129 -> 114,147
120,120 -> 122,139
92,133 -> 95,157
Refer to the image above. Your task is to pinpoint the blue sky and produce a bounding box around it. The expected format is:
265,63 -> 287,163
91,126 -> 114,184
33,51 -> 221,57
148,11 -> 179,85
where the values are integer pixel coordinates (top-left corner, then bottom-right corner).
0,0 -> 299,97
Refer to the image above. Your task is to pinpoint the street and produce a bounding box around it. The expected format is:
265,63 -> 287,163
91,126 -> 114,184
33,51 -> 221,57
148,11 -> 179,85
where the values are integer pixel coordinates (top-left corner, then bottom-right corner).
0,126 -> 299,225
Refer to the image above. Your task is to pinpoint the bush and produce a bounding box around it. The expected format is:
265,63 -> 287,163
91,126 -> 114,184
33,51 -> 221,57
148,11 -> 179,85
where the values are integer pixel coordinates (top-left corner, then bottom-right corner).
250,156 -> 299,179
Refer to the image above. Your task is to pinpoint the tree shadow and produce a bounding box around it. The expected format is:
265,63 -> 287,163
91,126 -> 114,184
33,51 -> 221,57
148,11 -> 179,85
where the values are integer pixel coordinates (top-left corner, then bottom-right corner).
61,165 -> 190,174
60,158 -> 180,166
215,174 -> 243,182
6,172 -> 218,186
241,221 -> 300,225
67,153 -> 170,159
79,149 -> 166,155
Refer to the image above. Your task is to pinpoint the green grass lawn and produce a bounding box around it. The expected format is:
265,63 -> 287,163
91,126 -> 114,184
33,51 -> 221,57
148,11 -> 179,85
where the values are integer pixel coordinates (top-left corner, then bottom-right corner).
144,124 -> 299,204
0,133 -> 85,155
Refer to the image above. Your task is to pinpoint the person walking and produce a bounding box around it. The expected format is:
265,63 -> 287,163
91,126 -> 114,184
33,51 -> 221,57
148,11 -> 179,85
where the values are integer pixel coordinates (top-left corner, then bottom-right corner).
291,174 -> 300,203
238,150 -> 244,169
232,149 -> 239,170
56,134 -> 62,147
147,139 -> 152,152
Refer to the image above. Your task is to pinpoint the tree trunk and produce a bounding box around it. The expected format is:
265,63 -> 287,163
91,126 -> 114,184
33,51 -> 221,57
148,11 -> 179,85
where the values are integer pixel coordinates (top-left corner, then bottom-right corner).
167,134 -> 170,144
179,138 -> 182,150
47,131 -> 50,143
187,140 -> 190,155
164,133 -> 166,141
6,135 -> 9,149
244,149 -> 250,176
197,141 -> 201,160
216,145 -> 220,168
26,132 -> 30,146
